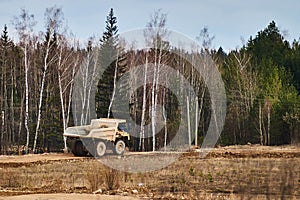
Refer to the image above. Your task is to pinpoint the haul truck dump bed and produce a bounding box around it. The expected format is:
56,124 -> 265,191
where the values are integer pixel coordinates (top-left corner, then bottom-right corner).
64,118 -> 130,157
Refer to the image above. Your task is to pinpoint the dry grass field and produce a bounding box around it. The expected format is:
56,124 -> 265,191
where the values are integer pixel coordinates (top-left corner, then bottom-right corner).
0,145 -> 299,199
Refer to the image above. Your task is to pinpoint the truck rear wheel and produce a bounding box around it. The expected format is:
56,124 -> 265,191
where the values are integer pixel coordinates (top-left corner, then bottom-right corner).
113,140 -> 126,155
72,140 -> 87,156
95,141 -> 106,157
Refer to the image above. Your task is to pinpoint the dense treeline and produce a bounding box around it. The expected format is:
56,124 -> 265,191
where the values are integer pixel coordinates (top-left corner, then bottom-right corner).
0,7 -> 299,154
219,21 -> 300,145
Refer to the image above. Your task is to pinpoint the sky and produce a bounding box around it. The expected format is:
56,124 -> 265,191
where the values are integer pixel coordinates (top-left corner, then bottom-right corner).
0,0 -> 299,51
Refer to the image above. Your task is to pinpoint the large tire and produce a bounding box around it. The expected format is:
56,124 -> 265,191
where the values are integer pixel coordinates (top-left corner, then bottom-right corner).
72,140 -> 87,156
95,140 -> 106,157
113,140 -> 126,155
81,138 -> 96,156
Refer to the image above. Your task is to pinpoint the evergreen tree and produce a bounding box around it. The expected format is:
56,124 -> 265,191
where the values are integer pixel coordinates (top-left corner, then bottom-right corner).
244,21 -> 299,145
1,25 -> 12,47
290,40 -> 300,91
247,21 -> 290,71
100,8 -> 118,44
0,24 -> 15,154
96,8 -> 123,118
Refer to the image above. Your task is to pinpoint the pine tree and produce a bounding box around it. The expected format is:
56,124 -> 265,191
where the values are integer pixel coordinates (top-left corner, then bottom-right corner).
100,8 -> 118,44
247,21 -> 290,70
0,24 -> 15,154
1,25 -> 11,47
96,8 -> 122,118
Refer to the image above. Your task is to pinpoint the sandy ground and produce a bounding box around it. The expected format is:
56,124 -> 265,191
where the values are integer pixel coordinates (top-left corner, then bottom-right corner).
0,193 -> 140,200
0,144 -> 299,165
0,153 -> 82,164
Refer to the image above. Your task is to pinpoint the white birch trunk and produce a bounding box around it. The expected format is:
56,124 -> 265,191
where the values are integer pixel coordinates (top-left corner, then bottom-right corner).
18,93 -> 25,155
153,44 -> 163,151
187,96 -> 191,146
81,58 -> 88,125
259,103 -> 263,145
57,44 -> 67,150
66,60 -> 77,127
140,56 -> 148,151
32,67 -> 47,152
57,40 -> 79,151
267,107 -> 271,146
58,71 -> 67,150
24,46 -> 30,154
10,70 -> 15,144
151,64 -> 157,151
33,38 -> 51,153
162,87 -> 167,151
80,53 -> 90,125
195,96 -> 198,146
84,52 -> 98,125
107,54 -> 118,118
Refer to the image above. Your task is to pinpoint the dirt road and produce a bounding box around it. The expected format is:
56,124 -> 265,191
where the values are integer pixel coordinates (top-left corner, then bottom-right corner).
0,193 -> 139,200
0,144 -> 299,167
0,153 -> 87,168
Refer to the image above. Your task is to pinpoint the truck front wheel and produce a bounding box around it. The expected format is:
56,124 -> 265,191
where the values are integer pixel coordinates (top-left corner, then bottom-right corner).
113,140 -> 126,155
95,141 -> 106,157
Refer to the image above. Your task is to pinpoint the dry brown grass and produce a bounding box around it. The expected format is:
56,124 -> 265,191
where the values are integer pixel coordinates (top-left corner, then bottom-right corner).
0,146 -> 299,199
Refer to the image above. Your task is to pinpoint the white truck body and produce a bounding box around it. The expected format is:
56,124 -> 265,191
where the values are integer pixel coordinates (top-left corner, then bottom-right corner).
64,118 -> 130,156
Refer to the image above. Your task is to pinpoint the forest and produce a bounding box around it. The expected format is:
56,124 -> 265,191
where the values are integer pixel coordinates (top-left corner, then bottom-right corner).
0,7 -> 299,155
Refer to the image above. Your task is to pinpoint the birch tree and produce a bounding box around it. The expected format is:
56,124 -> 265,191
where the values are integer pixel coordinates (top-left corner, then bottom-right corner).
189,27 -> 215,147
145,10 -> 168,151
13,9 -> 36,153
72,38 -> 100,126
33,7 -> 63,152
57,35 -> 81,150
223,49 -> 258,144
139,53 -> 149,151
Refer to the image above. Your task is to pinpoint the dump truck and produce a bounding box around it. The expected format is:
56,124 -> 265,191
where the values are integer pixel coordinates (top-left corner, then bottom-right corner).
63,118 -> 130,157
